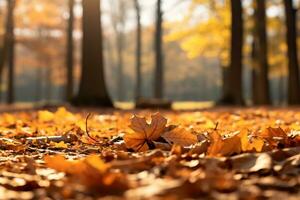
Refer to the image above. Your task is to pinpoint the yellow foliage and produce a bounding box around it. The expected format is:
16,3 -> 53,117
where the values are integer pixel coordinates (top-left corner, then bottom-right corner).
166,0 -> 231,65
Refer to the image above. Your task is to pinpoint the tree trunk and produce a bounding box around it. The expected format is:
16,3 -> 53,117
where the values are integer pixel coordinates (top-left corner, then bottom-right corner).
218,0 -> 244,105
73,0 -> 113,107
154,0 -> 164,99
0,0 -> 14,101
134,0 -> 142,101
284,0 -> 300,105
116,29 -> 125,101
0,47 -> 5,101
220,66 -> 230,102
253,0 -> 270,105
251,39 -> 259,104
66,0 -> 75,101
6,0 -> 15,104
0,40 -> 8,102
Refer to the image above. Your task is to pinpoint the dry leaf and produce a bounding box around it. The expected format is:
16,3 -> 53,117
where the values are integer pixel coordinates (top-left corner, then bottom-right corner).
44,155 -> 127,192
162,127 -> 197,146
238,130 -> 265,152
37,111 -> 54,122
207,131 -> 241,156
230,153 -> 272,173
124,113 -> 168,152
259,127 -> 288,147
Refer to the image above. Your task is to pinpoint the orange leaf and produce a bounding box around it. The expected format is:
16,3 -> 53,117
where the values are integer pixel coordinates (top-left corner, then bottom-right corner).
44,155 -> 127,191
238,130 -> 264,152
162,127 -> 197,146
208,131 -> 241,157
259,127 -> 288,147
124,113 -> 168,152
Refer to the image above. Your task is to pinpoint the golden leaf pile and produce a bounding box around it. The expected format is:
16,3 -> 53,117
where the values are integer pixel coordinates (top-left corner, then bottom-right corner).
0,107 -> 299,199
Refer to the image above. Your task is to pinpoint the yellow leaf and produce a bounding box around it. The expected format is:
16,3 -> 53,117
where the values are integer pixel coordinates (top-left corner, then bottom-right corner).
38,110 -> 54,122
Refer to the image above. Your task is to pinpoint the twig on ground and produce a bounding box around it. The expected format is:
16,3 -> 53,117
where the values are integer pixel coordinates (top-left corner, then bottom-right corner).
85,113 -> 98,142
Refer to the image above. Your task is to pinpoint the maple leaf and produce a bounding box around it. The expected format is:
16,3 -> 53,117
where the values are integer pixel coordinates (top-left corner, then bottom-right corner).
123,113 -> 167,152
207,131 -> 242,157
162,127 -> 198,146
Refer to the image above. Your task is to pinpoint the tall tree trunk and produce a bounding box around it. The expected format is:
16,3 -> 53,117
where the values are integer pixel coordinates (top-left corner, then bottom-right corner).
0,47 -> 5,101
73,0 -> 113,107
251,39 -> 259,104
0,49 -> 6,85
218,0 -> 244,105
284,0 -> 300,105
154,0 -> 164,99
6,0 -> 15,104
66,0 -> 74,101
116,30 -> 125,101
229,0 -> 244,105
253,0 -> 270,105
0,2 -> 11,100
134,0 -> 142,101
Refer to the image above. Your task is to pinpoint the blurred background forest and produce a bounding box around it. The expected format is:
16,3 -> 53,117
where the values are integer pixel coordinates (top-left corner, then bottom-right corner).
0,0 -> 299,107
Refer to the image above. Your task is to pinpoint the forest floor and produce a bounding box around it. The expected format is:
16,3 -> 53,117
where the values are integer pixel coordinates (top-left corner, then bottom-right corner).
0,105 -> 300,199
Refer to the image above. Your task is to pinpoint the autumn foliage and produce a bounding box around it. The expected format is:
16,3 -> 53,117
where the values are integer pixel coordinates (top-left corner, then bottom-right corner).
0,107 -> 300,199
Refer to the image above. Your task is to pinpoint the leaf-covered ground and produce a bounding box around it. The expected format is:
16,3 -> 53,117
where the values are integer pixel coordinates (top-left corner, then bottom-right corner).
0,107 -> 300,199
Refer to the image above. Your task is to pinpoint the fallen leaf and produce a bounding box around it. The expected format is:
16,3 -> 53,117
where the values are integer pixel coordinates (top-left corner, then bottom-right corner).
238,130 -> 265,152
259,127 -> 288,147
207,131 -> 241,156
37,110 -> 54,122
123,113 -> 168,151
162,127 -> 197,146
44,155 -> 127,192
230,153 -> 272,173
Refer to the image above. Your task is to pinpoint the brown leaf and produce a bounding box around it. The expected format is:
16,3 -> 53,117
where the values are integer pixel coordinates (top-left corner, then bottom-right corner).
162,127 -> 197,146
259,127 -> 288,147
124,113 -> 168,152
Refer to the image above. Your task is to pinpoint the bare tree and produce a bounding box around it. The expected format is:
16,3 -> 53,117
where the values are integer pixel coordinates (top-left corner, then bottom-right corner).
284,0 -> 300,104
73,0 -> 113,107
66,0 -> 75,101
134,0 -> 142,101
154,0 -> 164,99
